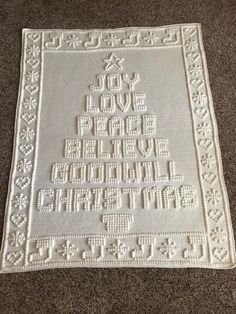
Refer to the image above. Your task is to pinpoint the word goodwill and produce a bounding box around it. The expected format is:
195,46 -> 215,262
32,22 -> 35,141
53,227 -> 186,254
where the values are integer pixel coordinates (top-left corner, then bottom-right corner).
51,160 -> 183,184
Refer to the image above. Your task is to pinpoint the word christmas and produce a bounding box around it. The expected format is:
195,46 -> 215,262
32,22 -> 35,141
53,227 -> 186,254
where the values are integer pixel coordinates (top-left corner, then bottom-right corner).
37,185 -> 198,212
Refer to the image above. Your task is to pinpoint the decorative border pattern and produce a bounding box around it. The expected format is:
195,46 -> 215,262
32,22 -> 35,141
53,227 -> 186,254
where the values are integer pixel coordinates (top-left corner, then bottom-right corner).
43,27 -> 181,51
0,25 -> 235,272
0,31 -> 43,271
181,26 -> 235,266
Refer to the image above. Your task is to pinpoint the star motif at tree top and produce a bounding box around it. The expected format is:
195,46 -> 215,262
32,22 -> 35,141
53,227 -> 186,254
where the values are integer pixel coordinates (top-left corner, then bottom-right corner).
102,53 -> 124,71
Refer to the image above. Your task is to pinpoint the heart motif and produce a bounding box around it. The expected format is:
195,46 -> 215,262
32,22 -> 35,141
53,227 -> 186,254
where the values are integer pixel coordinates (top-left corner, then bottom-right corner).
24,84 -> 38,94
6,251 -> 23,265
187,52 -> 200,62
19,144 -> 34,155
194,107 -> 208,120
21,113 -> 36,124
198,139 -> 212,151
27,33 -> 40,42
15,176 -> 30,189
202,172 -> 217,184
208,208 -> 223,222
190,78 -> 204,90
26,58 -> 39,68
212,247 -> 228,262
10,213 -> 27,227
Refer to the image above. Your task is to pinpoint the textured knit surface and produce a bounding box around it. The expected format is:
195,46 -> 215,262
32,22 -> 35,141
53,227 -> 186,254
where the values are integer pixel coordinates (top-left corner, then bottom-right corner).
0,0 -> 235,313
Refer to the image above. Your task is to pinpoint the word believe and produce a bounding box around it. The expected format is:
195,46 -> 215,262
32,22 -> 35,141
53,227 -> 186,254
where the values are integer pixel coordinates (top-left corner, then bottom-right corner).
64,137 -> 168,159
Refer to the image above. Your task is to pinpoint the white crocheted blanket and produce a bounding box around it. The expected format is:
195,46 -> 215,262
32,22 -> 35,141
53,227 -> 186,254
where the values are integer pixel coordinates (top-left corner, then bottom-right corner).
1,24 -> 235,272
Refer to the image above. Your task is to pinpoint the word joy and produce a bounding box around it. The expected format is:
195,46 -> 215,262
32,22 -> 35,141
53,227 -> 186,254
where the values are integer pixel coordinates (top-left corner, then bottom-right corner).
89,73 -> 140,92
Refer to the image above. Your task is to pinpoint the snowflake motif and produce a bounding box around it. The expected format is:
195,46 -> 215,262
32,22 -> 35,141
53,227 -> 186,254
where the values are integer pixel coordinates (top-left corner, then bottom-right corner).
64,34 -> 81,48
22,97 -> 38,110
192,91 -> 207,106
107,240 -> 128,259
8,231 -> 25,247
26,45 -> 40,56
57,240 -> 78,260
158,238 -> 179,259
25,70 -> 39,83
201,154 -> 216,169
185,39 -> 198,51
142,31 -> 159,45
19,127 -> 35,141
210,226 -> 226,243
6,251 -> 24,265
103,33 -> 120,47
16,158 -> 32,173
206,189 -> 222,205
188,64 -> 202,77
12,193 -> 28,210
197,122 -> 211,136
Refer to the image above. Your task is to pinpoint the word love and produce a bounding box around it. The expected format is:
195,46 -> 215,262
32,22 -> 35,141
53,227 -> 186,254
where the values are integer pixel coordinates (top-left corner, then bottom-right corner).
85,72 -> 146,113
85,92 -> 146,113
